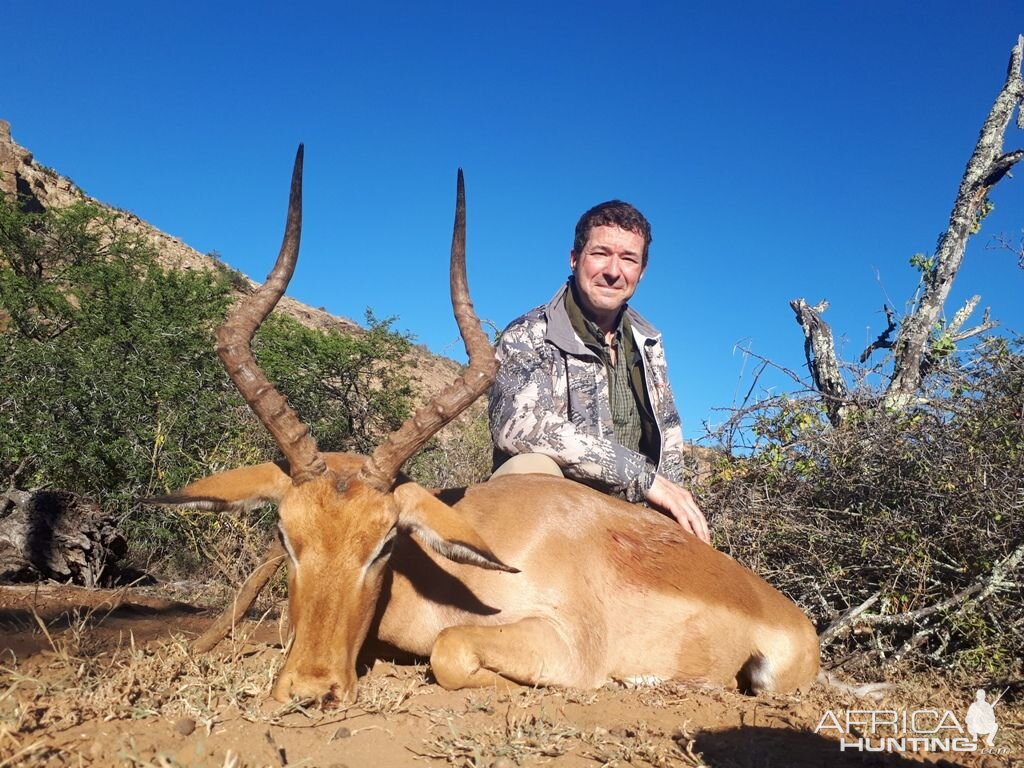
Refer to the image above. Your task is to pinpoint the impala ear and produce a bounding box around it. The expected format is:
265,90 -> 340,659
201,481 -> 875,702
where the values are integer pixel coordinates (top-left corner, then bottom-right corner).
140,462 -> 294,512
393,483 -> 518,573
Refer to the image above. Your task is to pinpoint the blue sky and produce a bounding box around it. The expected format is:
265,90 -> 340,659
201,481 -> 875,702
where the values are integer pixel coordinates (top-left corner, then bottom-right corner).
6,2 -> 1023,441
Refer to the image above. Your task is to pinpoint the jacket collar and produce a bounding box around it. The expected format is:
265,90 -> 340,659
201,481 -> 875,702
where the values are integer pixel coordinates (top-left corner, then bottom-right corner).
542,282 -> 660,353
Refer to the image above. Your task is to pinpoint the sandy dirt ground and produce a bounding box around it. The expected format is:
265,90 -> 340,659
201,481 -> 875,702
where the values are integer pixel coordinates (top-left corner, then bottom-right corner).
0,584 -> 1019,768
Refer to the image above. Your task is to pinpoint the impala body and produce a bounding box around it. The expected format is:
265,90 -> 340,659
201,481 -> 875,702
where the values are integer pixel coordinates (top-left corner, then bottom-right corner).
151,150 -> 819,705
171,452 -> 819,701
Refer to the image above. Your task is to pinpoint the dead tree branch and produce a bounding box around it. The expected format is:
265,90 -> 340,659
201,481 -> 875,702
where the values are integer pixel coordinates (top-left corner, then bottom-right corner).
192,538 -> 286,653
0,489 -> 127,586
949,315 -> 996,344
819,543 -> 1024,647
790,38 -> 1022,418
789,298 -> 849,426
819,591 -> 881,646
860,305 -> 897,363
920,298 -> 998,377
885,35 -> 1024,407
946,295 -> 981,337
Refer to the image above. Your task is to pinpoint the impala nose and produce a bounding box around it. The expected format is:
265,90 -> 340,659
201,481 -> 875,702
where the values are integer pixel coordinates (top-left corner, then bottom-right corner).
272,668 -> 357,708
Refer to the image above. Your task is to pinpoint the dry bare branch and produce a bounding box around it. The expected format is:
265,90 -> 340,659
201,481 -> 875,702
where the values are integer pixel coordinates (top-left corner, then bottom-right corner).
819,544 -> 1023,646
859,305 -> 897,364
818,591 -> 881,646
886,35 -> 1023,406
191,538 -> 287,654
789,298 -> 849,425
947,295 -> 981,336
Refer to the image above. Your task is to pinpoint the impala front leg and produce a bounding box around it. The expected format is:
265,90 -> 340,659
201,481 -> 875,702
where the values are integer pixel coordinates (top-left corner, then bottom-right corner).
430,617 -> 594,690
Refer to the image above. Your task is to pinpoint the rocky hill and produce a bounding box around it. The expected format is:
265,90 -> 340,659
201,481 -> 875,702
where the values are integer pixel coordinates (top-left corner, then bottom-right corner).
0,119 -> 463,407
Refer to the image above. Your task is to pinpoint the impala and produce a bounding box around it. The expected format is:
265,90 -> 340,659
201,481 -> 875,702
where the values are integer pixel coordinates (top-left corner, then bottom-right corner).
149,148 -> 820,705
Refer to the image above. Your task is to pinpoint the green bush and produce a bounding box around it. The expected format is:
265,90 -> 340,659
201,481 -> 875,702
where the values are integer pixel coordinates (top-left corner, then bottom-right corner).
255,310 -> 412,456
0,194 -> 413,575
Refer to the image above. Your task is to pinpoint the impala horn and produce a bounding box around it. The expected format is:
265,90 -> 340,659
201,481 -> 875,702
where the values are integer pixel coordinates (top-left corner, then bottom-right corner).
357,170 -> 497,492
215,145 -> 327,485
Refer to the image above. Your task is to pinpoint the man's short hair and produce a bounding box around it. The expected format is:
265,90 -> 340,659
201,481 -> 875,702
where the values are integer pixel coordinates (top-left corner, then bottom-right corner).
573,200 -> 653,267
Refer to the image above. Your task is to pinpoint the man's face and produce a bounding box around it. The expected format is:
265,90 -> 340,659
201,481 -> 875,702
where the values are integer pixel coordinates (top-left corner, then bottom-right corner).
570,225 -> 646,323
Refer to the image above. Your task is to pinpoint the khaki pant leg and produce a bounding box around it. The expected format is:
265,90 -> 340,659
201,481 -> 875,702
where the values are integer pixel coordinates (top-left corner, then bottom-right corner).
490,453 -> 564,479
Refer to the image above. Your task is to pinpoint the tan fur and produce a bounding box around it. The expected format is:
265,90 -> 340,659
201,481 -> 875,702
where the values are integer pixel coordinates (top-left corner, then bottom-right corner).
168,453 -> 366,510
158,454 -> 819,702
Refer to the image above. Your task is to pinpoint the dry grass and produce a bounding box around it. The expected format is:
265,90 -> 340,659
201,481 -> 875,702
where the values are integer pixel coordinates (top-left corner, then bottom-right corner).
418,708 -> 583,765
415,687 -> 710,768
0,630 -> 272,742
578,722 -> 707,768
0,607 -> 445,766
2,602 -> 1021,767
1,627 -> 714,768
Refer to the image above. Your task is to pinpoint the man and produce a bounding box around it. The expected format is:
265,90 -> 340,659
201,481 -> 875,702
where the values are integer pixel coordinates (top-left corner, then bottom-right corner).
965,689 -> 999,747
488,200 -> 710,543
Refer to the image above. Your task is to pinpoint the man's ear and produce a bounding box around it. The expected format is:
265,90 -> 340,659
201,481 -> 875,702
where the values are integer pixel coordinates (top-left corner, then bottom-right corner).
392,483 -> 518,573
569,249 -> 578,271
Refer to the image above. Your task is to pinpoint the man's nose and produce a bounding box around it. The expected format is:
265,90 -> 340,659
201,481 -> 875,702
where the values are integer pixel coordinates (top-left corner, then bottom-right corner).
602,256 -> 623,280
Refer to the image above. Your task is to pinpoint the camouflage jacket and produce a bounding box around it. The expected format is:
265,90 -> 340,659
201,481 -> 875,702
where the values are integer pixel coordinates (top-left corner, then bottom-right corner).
489,284 -> 686,502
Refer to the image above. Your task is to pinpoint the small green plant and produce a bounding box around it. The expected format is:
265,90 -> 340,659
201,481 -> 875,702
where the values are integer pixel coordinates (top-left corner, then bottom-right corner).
969,199 -> 995,234
909,252 -> 935,272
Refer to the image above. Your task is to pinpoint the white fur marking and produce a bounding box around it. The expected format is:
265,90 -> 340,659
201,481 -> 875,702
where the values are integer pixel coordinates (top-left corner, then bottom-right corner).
363,531 -> 397,574
278,524 -> 298,567
748,655 -> 775,693
618,675 -> 665,688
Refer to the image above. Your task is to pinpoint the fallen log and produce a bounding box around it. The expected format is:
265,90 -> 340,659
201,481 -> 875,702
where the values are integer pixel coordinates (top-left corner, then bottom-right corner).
0,488 -> 127,586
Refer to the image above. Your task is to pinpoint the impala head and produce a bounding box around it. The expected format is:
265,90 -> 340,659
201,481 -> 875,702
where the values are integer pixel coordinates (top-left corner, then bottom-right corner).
271,473 -> 393,703
205,148 -> 509,705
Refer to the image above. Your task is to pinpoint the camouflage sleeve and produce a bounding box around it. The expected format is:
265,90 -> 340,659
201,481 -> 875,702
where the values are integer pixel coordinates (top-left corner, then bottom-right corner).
657,407 -> 686,486
488,318 -> 655,501
652,350 -> 687,486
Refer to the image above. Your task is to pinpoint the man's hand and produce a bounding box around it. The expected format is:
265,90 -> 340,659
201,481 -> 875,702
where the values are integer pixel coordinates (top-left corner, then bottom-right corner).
646,474 -> 710,544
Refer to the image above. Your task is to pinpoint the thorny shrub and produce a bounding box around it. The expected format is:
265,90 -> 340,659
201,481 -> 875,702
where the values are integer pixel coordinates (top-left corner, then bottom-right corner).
699,336 -> 1024,687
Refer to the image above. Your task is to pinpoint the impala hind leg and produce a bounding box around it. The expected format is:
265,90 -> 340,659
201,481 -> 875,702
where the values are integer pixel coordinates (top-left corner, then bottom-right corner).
430,618 -> 587,691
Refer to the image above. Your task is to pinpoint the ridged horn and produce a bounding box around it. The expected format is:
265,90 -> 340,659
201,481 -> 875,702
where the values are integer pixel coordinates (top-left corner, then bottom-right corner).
358,170 -> 496,491
215,145 -> 327,485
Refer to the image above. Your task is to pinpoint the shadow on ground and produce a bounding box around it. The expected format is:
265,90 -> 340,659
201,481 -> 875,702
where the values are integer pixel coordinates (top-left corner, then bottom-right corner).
696,726 -> 982,767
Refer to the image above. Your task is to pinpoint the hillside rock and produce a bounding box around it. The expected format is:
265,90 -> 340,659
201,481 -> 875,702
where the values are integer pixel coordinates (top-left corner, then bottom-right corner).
0,121 -> 19,199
